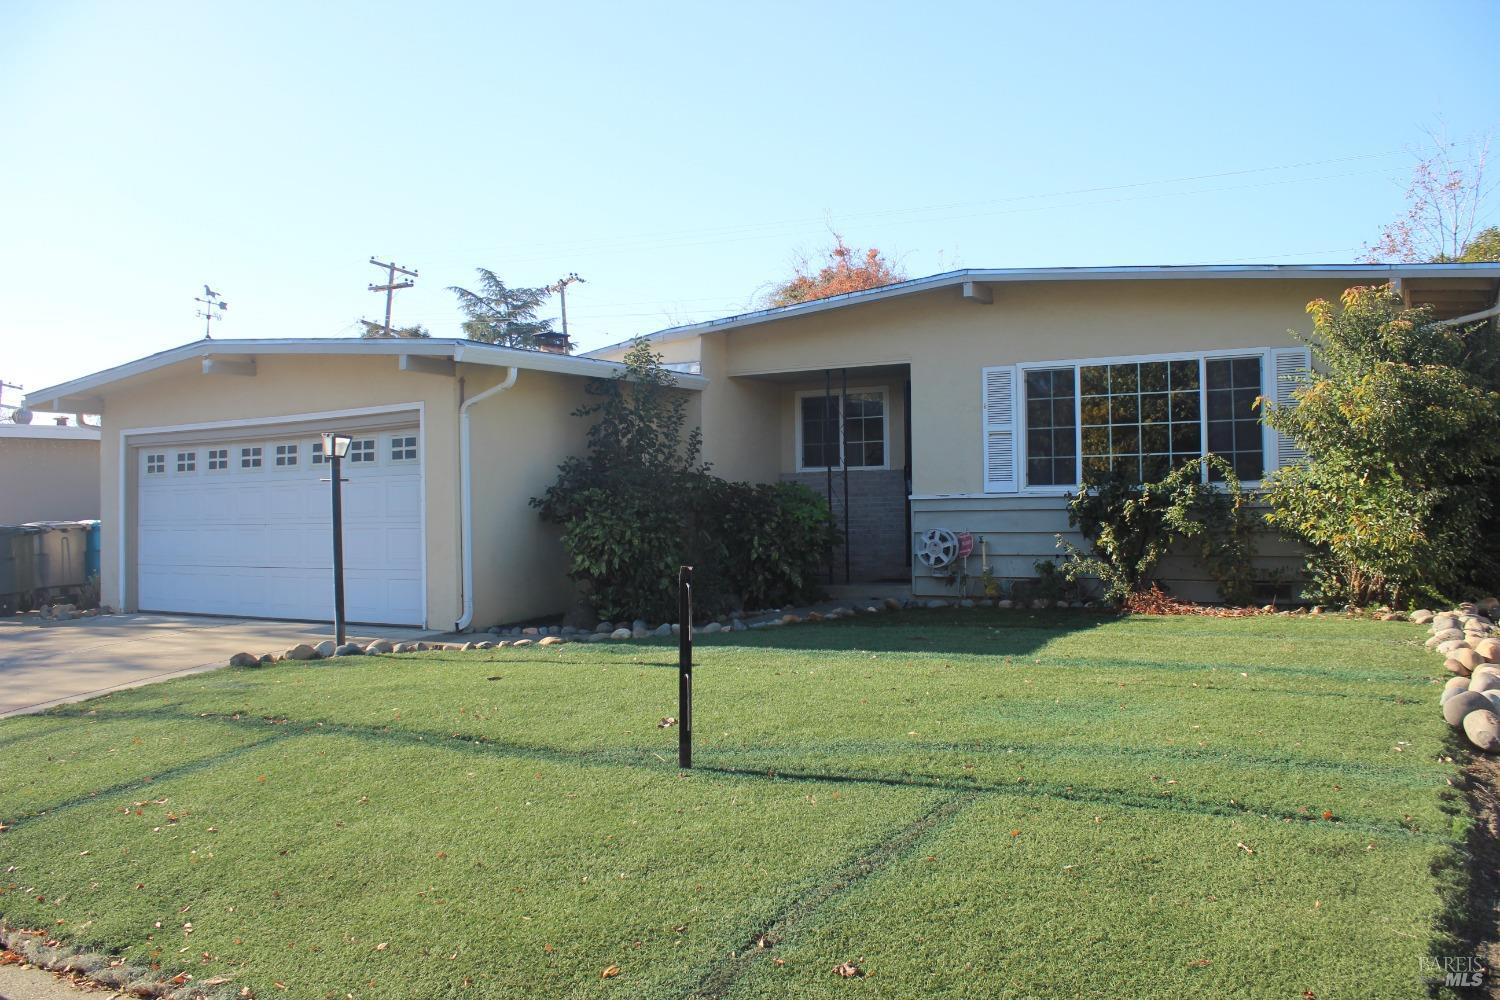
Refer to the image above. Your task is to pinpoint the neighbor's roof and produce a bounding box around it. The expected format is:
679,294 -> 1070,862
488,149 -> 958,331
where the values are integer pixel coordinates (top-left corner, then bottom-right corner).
0,423 -> 101,441
24,337 -> 708,412
584,262 -> 1500,356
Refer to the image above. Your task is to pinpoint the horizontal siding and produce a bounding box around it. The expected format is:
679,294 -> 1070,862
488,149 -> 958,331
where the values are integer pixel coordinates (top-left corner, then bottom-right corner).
909,495 -> 1305,603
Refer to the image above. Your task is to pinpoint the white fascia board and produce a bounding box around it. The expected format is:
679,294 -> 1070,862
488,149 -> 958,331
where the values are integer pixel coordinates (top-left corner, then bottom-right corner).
583,262 -> 1500,356
25,338 -> 705,411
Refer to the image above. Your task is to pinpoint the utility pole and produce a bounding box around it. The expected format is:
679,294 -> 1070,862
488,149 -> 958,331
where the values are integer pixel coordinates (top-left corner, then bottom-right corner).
367,257 -> 418,337
194,286 -> 228,339
549,272 -> 585,345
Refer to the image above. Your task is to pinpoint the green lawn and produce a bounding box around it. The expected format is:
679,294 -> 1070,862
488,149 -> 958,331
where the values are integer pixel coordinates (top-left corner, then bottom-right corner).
0,610 -> 1470,998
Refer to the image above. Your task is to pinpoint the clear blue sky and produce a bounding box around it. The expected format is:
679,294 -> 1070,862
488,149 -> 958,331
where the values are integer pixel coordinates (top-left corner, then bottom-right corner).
2,0 -> 1496,397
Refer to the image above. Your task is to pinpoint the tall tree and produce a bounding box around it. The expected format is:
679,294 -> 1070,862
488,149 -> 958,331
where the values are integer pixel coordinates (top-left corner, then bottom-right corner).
448,269 -> 559,348
359,320 -> 430,338
766,234 -> 905,307
1368,133 -> 1497,262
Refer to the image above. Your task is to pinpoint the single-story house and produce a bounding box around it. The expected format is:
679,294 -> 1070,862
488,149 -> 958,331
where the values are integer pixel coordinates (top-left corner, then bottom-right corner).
0,421 -> 102,524
22,263 -> 1500,627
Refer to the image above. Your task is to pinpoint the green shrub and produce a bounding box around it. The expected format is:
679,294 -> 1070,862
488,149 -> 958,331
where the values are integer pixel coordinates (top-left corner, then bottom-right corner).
534,341 -> 834,621
1058,456 -> 1259,606
1262,285 -> 1500,607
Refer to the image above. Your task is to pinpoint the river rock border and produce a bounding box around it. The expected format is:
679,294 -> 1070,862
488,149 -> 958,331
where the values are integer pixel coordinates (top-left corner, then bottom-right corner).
0,921 -> 240,999
1426,598 -> 1500,752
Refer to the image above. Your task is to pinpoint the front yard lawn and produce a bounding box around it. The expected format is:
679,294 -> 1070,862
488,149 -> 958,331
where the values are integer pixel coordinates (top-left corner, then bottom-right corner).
0,610 -> 1465,998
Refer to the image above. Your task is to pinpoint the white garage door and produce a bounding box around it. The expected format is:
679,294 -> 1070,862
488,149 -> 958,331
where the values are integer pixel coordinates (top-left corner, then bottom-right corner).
136,426 -> 424,625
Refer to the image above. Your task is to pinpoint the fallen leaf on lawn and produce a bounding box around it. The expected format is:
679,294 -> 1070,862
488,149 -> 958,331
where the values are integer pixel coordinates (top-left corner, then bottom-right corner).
1321,810 -> 1334,821
1187,958 -> 1211,968
658,717 -> 676,728
601,964 -> 621,979
256,776 -> 266,783
773,957 -> 786,967
833,961 -> 864,978
543,943 -> 553,953
374,942 -> 388,952
273,982 -> 286,991
1236,842 -> 1255,854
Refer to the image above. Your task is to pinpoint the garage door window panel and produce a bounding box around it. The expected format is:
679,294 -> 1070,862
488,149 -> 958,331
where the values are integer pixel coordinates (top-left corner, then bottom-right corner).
349,438 -> 377,464
274,444 -> 299,467
240,446 -> 262,470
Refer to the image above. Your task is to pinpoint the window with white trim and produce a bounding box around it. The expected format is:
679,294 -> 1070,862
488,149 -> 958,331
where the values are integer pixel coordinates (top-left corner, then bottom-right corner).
390,434 -> 417,462
274,443 -> 298,467
797,389 -> 887,471
311,441 -> 326,465
240,446 -> 262,469
145,453 -> 166,474
348,438 -> 376,464
207,448 -> 229,471
175,451 -> 196,473
985,347 -> 1309,493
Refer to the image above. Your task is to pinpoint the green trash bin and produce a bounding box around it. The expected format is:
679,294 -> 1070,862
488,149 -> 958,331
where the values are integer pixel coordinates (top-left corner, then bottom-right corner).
0,525 -> 41,615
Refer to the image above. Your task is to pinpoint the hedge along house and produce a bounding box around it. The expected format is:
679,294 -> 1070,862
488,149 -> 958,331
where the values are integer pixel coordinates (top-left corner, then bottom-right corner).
22,339 -> 706,630
588,263 -> 1500,602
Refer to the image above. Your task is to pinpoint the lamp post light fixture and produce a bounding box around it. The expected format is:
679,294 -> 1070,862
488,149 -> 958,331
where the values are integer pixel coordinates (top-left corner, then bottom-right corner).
322,432 -> 353,645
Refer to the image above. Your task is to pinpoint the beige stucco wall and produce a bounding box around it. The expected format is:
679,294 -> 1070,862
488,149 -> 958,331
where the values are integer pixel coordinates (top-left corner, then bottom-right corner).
713,278 -> 1349,494
465,366 -> 593,628
0,436 -> 101,523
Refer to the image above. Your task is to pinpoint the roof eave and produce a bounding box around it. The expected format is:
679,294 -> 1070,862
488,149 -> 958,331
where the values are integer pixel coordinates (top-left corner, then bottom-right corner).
24,338 -> 706,412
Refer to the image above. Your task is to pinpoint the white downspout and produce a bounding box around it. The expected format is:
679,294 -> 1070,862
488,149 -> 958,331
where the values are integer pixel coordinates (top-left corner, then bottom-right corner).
1435,299 -> 1500,328
455,367 -> 519,632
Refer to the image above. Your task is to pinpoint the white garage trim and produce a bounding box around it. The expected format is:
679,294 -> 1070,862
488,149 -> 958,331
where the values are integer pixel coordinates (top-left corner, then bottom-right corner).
119,402 -> 427,626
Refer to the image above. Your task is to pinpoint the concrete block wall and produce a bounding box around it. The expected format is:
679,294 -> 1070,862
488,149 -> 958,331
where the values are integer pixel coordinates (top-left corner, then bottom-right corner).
780,469 -> 909,582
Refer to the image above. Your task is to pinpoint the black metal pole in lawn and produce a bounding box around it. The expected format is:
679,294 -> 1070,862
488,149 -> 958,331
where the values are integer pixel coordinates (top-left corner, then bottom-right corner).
678,565 -> 693,769
330,450 -> 346,647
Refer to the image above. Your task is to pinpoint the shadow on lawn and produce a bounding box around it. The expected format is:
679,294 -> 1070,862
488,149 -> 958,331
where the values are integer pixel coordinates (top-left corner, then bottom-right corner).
1430,732 -> 1500,997
618,608 -> 1120,661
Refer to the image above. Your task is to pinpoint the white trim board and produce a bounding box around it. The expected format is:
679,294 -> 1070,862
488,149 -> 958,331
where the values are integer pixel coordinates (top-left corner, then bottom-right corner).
117,402 -> 428,628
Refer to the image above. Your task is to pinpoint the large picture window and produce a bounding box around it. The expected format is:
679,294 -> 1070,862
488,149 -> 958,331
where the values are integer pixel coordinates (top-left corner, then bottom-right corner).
797,389 -> 888,471
1013,351 -> 1269,489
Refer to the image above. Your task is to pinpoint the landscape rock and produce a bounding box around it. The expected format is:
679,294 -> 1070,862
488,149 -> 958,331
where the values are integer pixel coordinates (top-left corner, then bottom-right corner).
1444,689 -> 1494,727
227,651 -> 259,667
334,643 -> 363,656
1444,677 -> 1473,704
595,621 -> 613,633
997,600 -> 1014,609
782,614 -> 801,625
365,639 -> 394,655
654,623 -> 672,637
883,597 -> 902,611
284,643 -> 319,661
512,638 -> 534,647
1447,657 -> 1475,677
611,628 -> 631,640
1475,638 -> 1500,662
1451,648 -> 1486,673
1465,709 -> 1500,752
1433,615 -> 1462,632
702,621 -> 722,634
731,618 -> 748,631
1439,639 -> 1471,656
538,635 -> 564,646
314,640 -> 336,658
925,600 -> 947,609
632,625 -> 650,639
522,626 -> 539,636
1471,672 -> 1500,694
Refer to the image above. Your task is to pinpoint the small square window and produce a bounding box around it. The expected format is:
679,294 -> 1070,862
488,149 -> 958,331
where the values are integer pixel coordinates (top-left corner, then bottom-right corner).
240,446 -> 263,469
207,448 -> 229,471
175,451 -> 196,473
390,435 -> 418,462
274,443 -> 298,467
349,439 -> 376,463
145,453 -> 166,474
311,441 -> 326,464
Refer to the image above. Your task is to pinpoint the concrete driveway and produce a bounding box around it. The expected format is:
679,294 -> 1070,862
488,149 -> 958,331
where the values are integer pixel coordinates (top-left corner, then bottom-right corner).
0,613 -> 438,718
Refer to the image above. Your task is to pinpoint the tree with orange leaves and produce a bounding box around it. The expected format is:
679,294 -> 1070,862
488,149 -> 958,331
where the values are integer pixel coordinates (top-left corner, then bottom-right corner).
1368,133 -> 1497,262
767,234 -> 905,307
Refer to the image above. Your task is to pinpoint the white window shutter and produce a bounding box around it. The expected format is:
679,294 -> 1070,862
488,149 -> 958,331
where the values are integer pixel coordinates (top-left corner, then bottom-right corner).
1269,346 -> 1312,469
982,366 -> 1018,492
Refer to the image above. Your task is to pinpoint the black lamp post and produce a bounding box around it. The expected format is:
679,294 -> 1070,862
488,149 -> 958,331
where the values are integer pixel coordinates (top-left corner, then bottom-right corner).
322,432 -> 353,645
